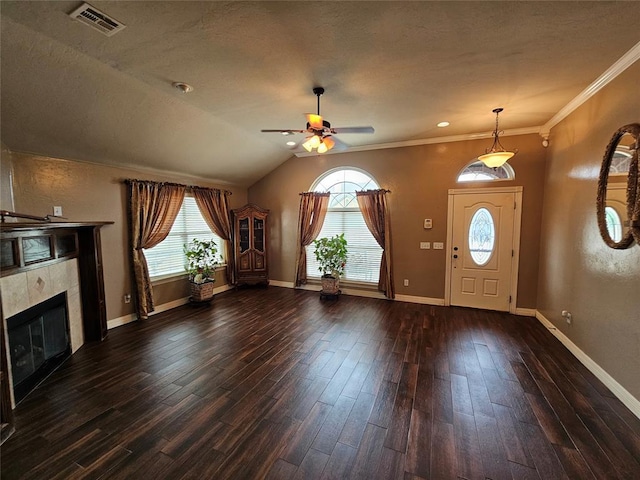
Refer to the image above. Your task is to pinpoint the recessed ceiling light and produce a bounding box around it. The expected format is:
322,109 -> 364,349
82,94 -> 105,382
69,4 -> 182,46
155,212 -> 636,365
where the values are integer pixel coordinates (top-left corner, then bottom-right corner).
437,121 -> 450,128
286,141 -> 296,146
172,82 -> 193,93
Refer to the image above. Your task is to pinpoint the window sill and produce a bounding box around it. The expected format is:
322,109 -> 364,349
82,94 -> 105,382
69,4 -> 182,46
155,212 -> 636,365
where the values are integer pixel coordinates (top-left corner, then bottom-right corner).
150,264 -> 227,286
306,277 -> 378,291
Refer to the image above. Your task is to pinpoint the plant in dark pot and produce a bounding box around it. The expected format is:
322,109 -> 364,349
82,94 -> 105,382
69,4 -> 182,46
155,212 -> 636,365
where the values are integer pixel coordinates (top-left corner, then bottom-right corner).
184,238 -> 219,302
312,233 -> 348,295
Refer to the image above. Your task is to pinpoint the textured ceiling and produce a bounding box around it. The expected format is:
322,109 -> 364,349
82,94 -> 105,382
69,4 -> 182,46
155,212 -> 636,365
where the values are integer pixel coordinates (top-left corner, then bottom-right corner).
1,1 -> 639,187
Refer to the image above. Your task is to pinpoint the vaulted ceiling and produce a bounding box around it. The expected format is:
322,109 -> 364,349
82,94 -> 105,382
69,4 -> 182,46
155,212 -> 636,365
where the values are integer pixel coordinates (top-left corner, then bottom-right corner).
1,1 -> 638,187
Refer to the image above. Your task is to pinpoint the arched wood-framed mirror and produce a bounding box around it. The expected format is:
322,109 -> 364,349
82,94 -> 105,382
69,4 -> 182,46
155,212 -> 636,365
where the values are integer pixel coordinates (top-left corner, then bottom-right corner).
597,123 -> 640,248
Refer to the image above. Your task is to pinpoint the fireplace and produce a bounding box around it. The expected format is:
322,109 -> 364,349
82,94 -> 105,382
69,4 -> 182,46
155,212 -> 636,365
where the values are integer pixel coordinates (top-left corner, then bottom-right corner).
1,222 -> 111,443
6,292 -> 71,404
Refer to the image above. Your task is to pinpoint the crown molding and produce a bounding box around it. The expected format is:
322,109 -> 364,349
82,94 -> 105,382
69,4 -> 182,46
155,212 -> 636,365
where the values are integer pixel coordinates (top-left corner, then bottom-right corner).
294,126 -> 541,157
541,39 -> 640,136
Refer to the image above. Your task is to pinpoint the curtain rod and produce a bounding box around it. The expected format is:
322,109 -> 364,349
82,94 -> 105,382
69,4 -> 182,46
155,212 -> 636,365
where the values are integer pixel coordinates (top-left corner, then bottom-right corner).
299,189 -> 391,195
124,179 -> 232,196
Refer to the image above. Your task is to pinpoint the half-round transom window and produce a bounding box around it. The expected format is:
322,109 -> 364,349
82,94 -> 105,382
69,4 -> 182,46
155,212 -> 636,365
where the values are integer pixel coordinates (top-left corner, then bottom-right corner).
457,160 -> 515,183
312,168 -> 379,207
468,208 -> 495,266
605,206 -> 623,242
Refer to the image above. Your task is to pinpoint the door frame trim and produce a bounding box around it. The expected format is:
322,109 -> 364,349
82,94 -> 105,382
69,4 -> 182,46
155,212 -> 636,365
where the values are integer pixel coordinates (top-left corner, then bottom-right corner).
444,186 -> 523,314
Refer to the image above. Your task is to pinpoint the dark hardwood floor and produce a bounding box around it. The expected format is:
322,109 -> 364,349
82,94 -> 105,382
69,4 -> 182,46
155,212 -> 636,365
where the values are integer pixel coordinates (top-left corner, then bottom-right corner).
2,287 -> 639,479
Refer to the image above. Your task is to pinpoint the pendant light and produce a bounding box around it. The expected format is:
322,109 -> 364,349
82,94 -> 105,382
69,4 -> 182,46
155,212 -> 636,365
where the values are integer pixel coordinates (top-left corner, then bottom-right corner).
478,108 -> 517,168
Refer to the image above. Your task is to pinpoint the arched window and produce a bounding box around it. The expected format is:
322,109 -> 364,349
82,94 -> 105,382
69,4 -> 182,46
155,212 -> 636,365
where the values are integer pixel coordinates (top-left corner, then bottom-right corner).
457,160 -> 515,183
307,168 -> 383,283
610,147 -> 632,175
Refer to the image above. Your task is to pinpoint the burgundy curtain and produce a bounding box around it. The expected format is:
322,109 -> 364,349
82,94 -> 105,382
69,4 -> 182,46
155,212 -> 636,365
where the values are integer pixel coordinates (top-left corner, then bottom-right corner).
192,187 -> 235,285
127,180 -> 186,319
294,192 -> 330,286
356,189 -> 395,299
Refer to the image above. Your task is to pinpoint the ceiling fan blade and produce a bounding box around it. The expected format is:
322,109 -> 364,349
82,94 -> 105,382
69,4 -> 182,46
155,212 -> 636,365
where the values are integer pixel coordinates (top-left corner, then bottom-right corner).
329,135 -> 349,151
306,114 -> 324,130
330,126 -> 375,134
260,129 -> 306,134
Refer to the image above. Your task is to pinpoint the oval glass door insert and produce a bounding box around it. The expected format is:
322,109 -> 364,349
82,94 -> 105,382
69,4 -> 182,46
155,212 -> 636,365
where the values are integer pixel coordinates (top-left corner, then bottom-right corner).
468,208 -> 495,266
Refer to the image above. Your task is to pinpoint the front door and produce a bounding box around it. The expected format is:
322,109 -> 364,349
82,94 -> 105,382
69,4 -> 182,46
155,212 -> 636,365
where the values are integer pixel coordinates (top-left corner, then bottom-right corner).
447,188 -> 521,312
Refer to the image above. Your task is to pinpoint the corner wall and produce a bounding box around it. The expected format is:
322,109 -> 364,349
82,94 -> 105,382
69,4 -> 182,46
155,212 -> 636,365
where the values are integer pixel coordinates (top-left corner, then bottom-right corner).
248,133 -> 546,308
537,60 -> 640,400
6,153 -> 247,322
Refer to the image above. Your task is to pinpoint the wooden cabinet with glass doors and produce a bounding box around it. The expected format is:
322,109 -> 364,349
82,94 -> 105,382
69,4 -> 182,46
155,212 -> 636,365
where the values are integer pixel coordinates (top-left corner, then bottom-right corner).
232,204 -> 269,286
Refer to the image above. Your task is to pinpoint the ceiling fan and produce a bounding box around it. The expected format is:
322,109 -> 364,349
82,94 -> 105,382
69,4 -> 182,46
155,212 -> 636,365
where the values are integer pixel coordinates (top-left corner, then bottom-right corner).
261,87 -> 374,153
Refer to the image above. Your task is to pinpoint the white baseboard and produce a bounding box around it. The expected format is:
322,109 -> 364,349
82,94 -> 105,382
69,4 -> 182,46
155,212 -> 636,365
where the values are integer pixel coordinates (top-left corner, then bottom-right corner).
107,284 -> 234,330
394,294 -> 445,306
107,313 -> 137,329
535,311 -> 640,419
515,307 -> 537,317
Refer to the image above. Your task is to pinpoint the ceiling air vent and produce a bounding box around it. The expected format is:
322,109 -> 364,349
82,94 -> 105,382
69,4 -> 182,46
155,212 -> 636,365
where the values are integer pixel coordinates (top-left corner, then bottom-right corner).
69,3 -> 126,37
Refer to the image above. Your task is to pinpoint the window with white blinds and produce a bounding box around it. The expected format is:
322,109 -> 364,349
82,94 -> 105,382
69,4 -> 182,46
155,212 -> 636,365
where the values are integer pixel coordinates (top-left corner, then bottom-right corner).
306,168 -> 382,284
144,196 -> 224,279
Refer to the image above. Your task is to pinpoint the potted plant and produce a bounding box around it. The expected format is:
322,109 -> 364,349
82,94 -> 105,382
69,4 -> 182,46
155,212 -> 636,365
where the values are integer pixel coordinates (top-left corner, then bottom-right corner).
312,233 -> 348,296
184,238 -> 219,302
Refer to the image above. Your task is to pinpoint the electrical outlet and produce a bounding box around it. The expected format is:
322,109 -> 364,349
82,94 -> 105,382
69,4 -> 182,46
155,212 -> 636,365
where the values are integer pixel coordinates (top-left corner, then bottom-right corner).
423,218 -> 432,229
53,206 -> 63,217
561,310 -> 572,325
124,294 -> 131,304
403,279 -> 409,287
420,242 -> 430,249
433,242 -> 444,250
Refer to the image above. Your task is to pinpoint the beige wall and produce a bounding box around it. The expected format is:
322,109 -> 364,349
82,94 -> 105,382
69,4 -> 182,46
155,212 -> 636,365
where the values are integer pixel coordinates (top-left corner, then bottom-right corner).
4,152 -> 247,321
1,142 -> 15,214
248,133 -> 547,308
537,61 -> 640,399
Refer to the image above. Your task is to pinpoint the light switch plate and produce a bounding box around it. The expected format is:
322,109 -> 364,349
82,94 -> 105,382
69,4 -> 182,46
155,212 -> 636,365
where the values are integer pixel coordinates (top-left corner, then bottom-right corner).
433,242 -> 444,250
420,242 -> 430,249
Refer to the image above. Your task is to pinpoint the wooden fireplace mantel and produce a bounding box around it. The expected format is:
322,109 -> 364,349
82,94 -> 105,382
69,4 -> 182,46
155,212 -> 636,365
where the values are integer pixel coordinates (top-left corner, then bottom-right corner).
1,221 -> 113,340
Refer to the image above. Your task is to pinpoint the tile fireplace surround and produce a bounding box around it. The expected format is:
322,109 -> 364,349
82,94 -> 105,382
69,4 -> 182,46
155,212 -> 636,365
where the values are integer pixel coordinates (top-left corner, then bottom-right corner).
1,259 -> 84,407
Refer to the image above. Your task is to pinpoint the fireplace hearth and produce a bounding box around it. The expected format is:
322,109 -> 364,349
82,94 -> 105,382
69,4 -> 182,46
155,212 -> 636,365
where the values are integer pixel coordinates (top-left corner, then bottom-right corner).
6,292 -> 71,404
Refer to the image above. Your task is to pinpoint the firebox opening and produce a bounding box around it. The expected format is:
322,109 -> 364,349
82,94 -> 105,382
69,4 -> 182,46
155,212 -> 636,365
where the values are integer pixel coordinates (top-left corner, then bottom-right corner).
6,292 -> 71,405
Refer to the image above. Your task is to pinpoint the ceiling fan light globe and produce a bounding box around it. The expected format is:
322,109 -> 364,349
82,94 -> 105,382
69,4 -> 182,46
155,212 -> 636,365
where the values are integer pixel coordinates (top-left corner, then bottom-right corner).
306,114 -> 324,130
317,142 -> 328,154
309,135 -> 321,148
322,136 -> 335,151
302,137 -> 314,152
